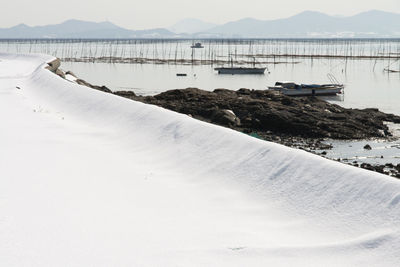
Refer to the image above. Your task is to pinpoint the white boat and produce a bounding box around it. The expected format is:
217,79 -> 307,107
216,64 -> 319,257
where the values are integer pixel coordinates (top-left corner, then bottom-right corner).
268,82 -> 344,96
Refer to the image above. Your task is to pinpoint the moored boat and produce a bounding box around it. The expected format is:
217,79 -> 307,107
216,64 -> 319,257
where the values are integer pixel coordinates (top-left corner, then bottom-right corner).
268,82 -> 344,96
214,67 -> 266,74
214,57 -> 267,75
191,42 -> 204,48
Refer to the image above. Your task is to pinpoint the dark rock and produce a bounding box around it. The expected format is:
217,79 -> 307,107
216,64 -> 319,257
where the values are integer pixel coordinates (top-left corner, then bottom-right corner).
375,165 -> 385,173
55,68 -> 65,79
360,163 -> 375,171
364,144 -> 372,150
76,79 -> 112,93
65,70 -> 77,77
114,91 -> 137,98
210,109 -> 241,127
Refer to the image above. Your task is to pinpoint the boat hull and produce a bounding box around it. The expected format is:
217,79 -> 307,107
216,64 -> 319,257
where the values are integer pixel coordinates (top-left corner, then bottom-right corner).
269,87 -> 343,96
214,67 -> 266,74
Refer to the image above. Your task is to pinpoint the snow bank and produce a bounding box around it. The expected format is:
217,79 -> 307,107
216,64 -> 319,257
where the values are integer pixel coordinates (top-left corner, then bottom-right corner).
1,53 -> 400,266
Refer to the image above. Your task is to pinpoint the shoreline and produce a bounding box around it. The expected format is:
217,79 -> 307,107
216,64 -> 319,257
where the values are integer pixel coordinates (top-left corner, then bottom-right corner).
3,53 -> 400,266
49,59 -> 400,178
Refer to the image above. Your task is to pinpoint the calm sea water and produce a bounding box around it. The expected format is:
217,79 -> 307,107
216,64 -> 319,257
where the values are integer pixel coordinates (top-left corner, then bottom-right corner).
2,39 -> 400,164
2,39 -> 400,60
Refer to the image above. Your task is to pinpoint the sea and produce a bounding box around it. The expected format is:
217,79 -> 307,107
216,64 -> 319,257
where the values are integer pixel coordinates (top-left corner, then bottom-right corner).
2,38 -> 400,165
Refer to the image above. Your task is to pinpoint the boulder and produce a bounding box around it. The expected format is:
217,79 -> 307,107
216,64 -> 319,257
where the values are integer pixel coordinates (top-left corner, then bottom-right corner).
210,109 -> 241,127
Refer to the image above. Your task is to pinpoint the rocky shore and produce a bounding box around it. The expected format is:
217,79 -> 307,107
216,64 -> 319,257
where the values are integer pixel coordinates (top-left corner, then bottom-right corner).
49,61 -> 400,178
115,87 -> 400,139
117,88 -> 400,178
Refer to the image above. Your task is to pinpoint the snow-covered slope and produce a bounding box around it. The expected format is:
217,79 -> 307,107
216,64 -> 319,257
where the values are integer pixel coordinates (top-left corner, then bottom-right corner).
1,53 -> 400,266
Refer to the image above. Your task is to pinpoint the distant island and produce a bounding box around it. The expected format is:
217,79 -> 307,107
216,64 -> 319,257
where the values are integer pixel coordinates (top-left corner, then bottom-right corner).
0,10 -> 399,38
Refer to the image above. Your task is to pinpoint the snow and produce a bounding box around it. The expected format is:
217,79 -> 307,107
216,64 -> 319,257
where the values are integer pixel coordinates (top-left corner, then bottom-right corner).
65,73 -> 77,82
1,52 -> 400,266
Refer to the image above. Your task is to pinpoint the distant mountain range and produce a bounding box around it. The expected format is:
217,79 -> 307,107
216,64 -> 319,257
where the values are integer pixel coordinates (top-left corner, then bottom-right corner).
203,10 -> 400,38
1,10 -> 400,39
0,19 -> 175,38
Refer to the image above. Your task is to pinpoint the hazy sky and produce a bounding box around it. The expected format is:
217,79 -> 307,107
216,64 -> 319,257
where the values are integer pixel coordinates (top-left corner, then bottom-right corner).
1,0 -> 399,29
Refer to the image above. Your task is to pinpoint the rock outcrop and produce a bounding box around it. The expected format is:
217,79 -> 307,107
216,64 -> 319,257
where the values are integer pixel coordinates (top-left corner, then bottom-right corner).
115,87 -> 400,140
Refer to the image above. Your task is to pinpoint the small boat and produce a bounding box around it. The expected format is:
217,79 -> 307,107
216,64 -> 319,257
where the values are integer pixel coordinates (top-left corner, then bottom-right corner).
214,67 -> 266,74
268,82 -> 344,96
191,42 -> 204,48
176,73 -> 187,76
214,57 -> 266,75
384,68 -> 400,73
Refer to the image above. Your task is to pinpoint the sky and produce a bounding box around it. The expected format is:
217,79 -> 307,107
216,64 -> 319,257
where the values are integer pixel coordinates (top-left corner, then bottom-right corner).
1,0 -> 399,29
